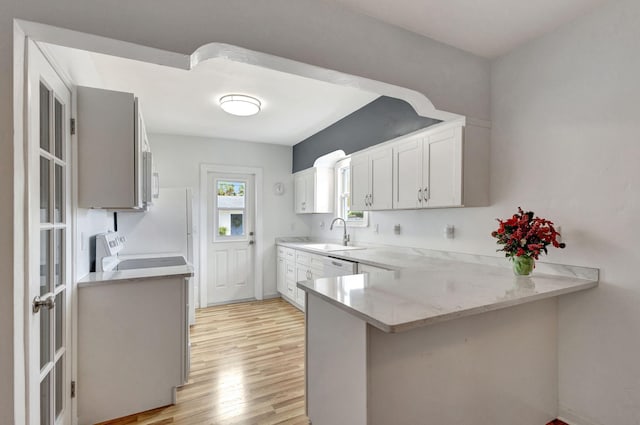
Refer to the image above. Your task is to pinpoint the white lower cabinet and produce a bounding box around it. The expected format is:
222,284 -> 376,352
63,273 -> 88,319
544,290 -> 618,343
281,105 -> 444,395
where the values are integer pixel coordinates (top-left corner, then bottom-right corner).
78,276 -> 189,424
277,245 -> 352,311
358,263 -> 391,274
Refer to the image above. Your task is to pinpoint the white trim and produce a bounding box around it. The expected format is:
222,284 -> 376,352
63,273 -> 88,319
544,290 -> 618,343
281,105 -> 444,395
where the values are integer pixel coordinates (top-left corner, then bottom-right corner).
15,19 -> 190,70
199,164 -> 264,307
14,20 -> 465,124
13,21 -> 28,425
558,409 -> 603,425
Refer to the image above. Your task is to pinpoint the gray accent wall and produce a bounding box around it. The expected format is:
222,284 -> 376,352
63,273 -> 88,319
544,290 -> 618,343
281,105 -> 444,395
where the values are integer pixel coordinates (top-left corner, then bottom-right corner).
292,96 -> 440,172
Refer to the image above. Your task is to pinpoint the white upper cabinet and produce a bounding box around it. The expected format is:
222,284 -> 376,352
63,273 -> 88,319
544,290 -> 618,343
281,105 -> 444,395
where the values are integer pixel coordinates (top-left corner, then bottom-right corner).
77,86 -> 152,210
294,167 -> 334,214
393,120 -> 489,209
350,145 -> 393,211
394,135 -> 423,209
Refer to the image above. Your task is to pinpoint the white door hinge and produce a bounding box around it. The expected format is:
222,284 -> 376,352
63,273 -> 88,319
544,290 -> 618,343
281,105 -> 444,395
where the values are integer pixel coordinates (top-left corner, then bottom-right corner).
71,380 -> 76,398
70,118 -> 76,135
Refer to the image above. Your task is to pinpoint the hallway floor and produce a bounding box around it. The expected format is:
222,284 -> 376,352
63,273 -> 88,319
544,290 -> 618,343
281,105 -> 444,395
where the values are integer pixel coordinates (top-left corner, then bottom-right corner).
101,298 -> 308,425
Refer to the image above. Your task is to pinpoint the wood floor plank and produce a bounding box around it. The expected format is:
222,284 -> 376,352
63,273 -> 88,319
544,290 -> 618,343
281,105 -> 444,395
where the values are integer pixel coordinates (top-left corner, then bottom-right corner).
98,299 -> 308,425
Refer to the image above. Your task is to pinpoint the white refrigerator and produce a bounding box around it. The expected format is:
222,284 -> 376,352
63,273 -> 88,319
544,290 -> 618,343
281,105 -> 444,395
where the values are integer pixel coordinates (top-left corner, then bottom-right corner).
117,187 -> 198,325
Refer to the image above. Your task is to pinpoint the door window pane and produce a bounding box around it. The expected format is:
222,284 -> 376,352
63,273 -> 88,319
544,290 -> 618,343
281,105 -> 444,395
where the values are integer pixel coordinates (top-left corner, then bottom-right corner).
40,158 -> 50,223
40,83 -> 50,152
40,373 -> 51,425
55,291 -> 63,352
218,211 -> 244,236
217,181 -> 245,208
40,230 -> 51,295
54,229 -> 63,288
55,358 -> 64,418
54,98 -> 63,159
54,164 -> 63,223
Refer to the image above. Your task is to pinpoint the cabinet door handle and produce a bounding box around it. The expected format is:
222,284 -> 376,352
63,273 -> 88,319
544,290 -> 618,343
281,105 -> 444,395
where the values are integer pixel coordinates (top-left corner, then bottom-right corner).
418,188 -> 423,202
423,187 -> 429,200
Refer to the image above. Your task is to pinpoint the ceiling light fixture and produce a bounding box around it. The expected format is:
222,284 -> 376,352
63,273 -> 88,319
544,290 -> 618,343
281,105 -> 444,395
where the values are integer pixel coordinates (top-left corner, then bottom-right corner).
219,94 -> 261,116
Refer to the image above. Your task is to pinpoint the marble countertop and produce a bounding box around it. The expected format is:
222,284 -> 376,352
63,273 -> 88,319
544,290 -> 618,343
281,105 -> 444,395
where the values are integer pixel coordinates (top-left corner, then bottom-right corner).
278,238 -> 599,333
78,264 -> 193,287
298,260 -> 597,333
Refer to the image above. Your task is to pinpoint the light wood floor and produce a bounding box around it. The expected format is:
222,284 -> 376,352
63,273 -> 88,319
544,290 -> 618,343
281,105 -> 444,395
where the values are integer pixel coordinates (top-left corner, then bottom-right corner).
99,298 -> 309,425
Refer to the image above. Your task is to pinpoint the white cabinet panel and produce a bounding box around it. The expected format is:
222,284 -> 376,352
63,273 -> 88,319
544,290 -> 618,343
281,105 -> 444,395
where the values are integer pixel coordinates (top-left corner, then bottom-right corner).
392,121 -> 487,210
77,86 -> 151,210
425,127 -> 462,208
350,154 -> 369,211
294,167 -> 334,214
358,263 -> 391,274
276,256 -> 286,294
394,137 -> 423,209
350,146 -> 393,211
369,147 -> 393,210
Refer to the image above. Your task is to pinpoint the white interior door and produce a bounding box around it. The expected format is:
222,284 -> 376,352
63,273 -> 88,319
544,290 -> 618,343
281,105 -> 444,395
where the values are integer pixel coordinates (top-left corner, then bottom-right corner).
206,173 -> 256,305
27,40 -> 73,425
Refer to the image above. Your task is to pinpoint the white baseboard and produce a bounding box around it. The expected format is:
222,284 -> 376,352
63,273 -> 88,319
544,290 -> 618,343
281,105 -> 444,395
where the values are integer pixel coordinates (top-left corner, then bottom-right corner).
559,406 -> 603,425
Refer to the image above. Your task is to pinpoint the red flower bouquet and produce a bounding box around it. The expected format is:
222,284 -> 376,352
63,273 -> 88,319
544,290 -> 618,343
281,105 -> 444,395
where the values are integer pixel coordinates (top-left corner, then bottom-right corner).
491,207 -> 566,275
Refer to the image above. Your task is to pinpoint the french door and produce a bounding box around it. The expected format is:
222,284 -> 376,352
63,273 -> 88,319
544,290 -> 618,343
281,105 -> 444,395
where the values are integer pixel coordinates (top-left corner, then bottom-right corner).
27,40 -> 73,425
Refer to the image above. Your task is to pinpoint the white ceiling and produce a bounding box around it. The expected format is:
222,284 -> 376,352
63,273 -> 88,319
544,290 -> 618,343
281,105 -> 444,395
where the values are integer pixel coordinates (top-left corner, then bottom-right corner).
323,0 -> 610,57
42,43 -> 378,145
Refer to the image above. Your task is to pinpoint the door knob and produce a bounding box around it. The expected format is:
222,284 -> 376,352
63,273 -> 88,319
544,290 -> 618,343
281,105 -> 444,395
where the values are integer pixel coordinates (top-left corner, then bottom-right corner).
33,294 -> 55,313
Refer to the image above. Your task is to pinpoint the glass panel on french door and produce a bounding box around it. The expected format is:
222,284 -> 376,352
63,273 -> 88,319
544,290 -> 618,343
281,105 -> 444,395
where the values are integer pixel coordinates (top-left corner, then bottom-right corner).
54,291 -> 63,352
40,373 -> 51,425
39,83 -> 50,152
40,230 -> 51,295
54,98 -> 63,159
54,164 -> 63,223
54,229 -> 63,287
54,358 -> 63,418
40,157 -> 50,223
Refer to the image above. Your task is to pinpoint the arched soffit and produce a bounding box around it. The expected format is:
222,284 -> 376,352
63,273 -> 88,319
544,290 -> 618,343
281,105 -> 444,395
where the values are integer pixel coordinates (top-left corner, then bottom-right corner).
17,19 -> 462,122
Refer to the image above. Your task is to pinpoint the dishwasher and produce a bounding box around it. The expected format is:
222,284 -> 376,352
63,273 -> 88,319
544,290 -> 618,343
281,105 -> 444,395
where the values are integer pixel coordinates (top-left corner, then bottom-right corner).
322,256 -> 358,277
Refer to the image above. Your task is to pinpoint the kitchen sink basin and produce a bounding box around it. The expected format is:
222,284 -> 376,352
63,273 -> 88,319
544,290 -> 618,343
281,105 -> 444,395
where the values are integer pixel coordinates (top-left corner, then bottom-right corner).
116,256 -> 187,270
302,243 -> 366,252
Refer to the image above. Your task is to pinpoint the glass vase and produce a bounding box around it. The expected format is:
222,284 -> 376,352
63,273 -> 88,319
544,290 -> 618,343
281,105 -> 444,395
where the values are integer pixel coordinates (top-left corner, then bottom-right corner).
512,256 -> 534,276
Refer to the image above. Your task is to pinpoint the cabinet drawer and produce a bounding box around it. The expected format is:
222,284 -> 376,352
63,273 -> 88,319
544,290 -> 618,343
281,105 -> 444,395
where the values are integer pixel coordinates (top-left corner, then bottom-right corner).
296,250 -> 311,266
284,248 -> 295,261
277,245 -> 286,257
358,263 -> 391,274
286,262 -> 296,280
286,280 -> 296,298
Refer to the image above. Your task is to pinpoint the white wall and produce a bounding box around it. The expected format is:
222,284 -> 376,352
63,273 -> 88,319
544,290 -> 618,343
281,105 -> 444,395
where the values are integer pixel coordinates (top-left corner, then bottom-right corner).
1,2 -> 490,419
310,1 -> 640,423
75,209 -> 112,278
150,133 -> 308,298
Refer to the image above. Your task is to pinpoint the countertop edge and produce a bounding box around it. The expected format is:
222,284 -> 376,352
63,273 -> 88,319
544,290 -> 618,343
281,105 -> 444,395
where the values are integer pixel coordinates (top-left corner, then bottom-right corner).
78,266 -> 194,287
298,279 -> 598,333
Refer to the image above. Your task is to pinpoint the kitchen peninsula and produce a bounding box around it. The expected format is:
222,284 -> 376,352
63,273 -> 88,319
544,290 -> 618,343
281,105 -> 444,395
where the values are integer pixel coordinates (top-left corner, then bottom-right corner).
296,250 -> 598,425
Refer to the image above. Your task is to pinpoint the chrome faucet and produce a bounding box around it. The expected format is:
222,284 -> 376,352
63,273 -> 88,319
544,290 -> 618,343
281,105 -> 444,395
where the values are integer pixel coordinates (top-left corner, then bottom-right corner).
330,217 -> 350,246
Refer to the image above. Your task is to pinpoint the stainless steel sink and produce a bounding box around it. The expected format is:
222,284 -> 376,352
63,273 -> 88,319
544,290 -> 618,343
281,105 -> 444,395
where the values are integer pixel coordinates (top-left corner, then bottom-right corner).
116,256 -> 187,270
302,243 -> 366,252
